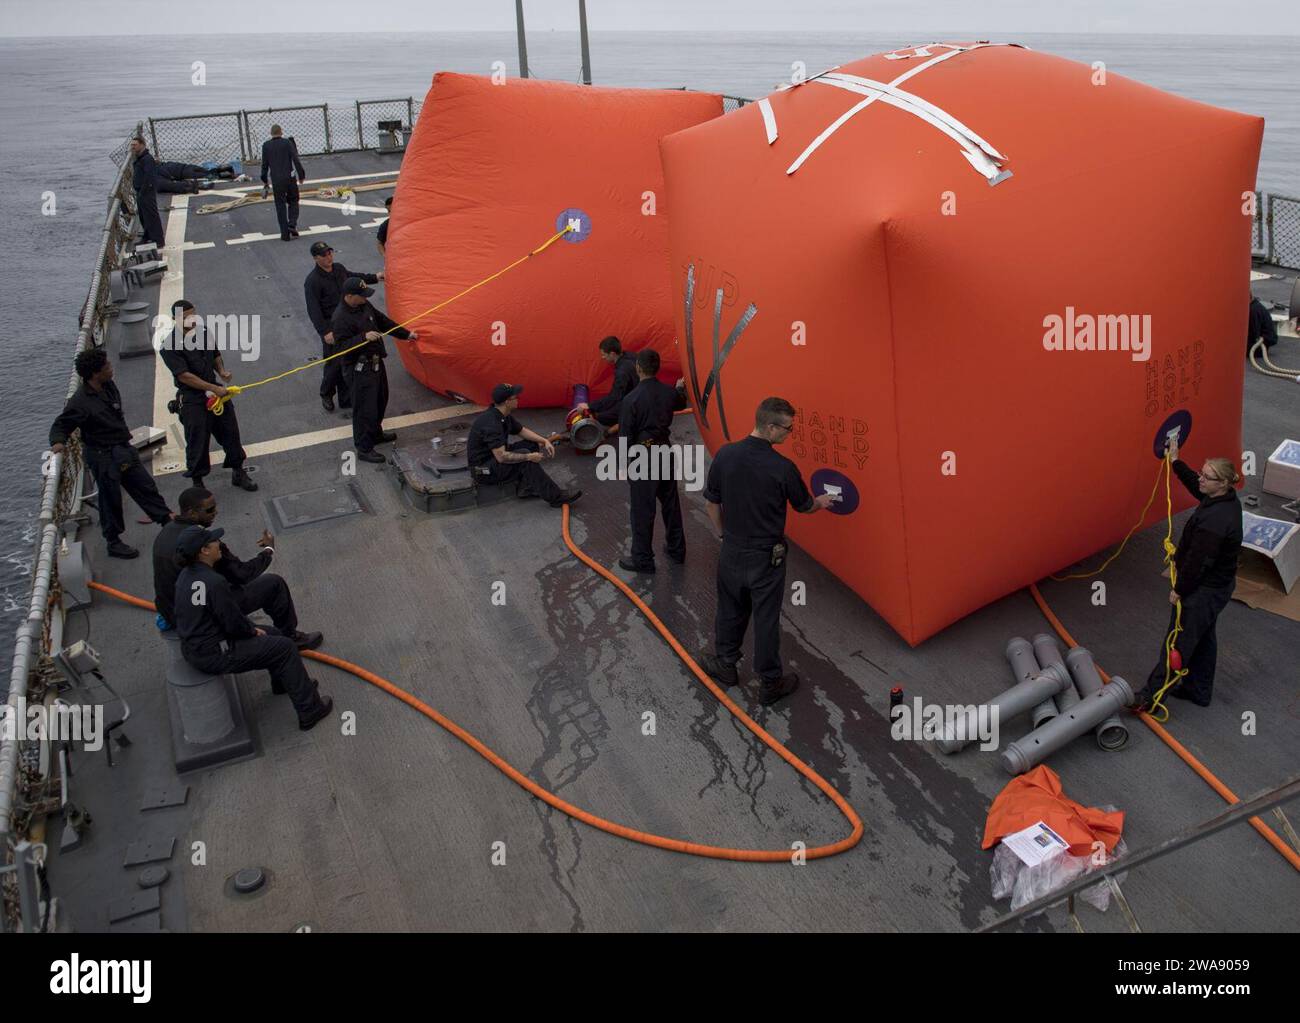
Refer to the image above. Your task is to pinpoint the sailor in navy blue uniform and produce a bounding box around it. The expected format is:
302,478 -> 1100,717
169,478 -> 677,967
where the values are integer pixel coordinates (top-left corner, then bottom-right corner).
1135,440 -> 1243,709
129,136 -> 165,247
304,241 -> 383,412
48,348 -> 173,560
329,277 -> 416,462
578,336 -> 638,428
615,349 -> 687,573
697,397 -> 833,707
173,526 -> 333,732
260,124 -> 307,241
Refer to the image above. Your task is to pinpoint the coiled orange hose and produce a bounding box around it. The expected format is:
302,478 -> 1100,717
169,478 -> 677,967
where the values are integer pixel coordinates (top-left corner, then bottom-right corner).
87,512 -> 863,862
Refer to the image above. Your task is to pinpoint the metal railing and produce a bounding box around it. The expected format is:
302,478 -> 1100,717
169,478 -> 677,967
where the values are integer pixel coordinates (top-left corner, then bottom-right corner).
148,96 -> 421,165
0,127 -> 138,931
1260,192 -> 1300,269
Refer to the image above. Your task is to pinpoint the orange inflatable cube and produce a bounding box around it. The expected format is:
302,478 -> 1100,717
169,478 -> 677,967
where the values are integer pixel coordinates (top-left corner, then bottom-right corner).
386,72 -> 722,408
660,43 -> 1262,645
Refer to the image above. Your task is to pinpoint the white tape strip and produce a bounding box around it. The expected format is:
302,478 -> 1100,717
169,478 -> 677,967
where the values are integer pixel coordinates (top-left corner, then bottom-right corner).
758,98 -> 779,144
785,43 -> 1017,180
821,73 -> 1005,159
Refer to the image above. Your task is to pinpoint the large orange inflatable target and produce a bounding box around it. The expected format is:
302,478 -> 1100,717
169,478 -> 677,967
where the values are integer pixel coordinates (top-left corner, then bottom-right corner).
660,43 -> 1262,645
386,73 -> 723,407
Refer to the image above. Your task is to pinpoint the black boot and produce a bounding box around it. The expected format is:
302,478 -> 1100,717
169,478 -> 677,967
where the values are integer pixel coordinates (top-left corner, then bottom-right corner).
696,652 -> 738,688
298,693 -> 334,731
232,469 -> 258,492
759,673 -> 800,706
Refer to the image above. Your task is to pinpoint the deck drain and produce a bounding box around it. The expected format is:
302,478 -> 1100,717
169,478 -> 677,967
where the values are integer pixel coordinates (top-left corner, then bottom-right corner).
254,274 -> 270,280
138,866 -> 170,889
265,482 -> 369,531
233,867 -> 266,894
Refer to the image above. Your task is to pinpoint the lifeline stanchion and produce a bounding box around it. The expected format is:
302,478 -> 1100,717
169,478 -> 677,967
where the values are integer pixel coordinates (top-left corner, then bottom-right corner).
202,223 -> 576,416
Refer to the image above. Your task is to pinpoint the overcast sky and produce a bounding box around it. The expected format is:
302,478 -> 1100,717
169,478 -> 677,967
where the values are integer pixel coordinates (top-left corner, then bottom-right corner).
1,0 -> 1296,36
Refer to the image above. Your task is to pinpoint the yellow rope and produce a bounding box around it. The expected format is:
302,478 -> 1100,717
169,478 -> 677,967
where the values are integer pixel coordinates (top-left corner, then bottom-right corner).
207,224 -> 574,415
1050,452 -> 1188,721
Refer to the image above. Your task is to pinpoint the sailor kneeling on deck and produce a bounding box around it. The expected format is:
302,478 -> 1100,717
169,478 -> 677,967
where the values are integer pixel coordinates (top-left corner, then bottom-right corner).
173,526 -> 333,731
467,384 -> 582,507
331,277 -> 417,463
153,487 -> 322,651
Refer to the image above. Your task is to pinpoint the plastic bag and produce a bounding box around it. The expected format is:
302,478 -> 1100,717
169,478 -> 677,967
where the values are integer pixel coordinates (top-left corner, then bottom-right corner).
991,834 -> 1128,914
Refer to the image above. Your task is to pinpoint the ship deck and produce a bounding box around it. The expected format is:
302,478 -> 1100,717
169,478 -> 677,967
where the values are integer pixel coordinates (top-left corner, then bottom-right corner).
43,149 -> 1300,932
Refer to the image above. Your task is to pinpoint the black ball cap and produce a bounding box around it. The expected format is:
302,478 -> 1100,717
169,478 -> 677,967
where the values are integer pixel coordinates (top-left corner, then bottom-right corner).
343,276 -> 374,298
309,241 -> 333,257
491,383 -> 523,404
177,525 -> 224,559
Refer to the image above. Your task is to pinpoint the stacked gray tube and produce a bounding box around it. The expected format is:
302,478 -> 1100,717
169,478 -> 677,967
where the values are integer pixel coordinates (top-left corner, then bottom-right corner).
1031,633 -> 1081,712
1006,637 -> 1058,728
937,662 -> 1073,754
1065,647 -> 1131,751
1000,675 -> 1135,774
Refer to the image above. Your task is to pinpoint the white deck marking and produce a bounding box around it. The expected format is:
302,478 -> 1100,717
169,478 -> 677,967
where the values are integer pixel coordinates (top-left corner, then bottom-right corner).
226,224 -> 351,246
152,403 -> 485,473
216,170 -> 399,196
152,196 -> 192,473
297,199 -> 389,214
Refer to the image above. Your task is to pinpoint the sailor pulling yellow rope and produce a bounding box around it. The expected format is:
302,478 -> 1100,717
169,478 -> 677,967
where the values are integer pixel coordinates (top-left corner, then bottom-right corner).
204,223 -> 576,415
1050,449 -> 1186,722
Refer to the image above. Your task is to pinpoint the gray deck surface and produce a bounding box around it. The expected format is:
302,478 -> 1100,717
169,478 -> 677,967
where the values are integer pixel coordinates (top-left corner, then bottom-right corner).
43,151 -> 1300,933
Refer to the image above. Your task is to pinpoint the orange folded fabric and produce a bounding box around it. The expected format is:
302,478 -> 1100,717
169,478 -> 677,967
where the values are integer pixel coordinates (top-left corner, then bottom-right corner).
983,765 -> 1124,857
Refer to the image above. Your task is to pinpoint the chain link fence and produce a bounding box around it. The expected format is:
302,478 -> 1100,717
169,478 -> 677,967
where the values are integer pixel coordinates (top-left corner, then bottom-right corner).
146,97 -> 419,165
148,111 -> 245,166
1263,193 -> 1300,270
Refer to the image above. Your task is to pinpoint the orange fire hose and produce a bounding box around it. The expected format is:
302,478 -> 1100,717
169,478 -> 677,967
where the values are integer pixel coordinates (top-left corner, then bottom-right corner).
1028,582 -> 1300,872
87,514 -> 864,862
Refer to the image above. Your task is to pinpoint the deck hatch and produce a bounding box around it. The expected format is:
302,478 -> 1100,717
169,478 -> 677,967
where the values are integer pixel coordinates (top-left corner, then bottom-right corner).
266,482 -> 369,531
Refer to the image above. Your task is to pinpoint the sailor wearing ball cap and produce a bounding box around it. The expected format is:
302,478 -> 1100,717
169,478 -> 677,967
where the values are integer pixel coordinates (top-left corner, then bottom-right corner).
466,383 -> 582,507
329,276 -> 418,463
173,525 -> 333,731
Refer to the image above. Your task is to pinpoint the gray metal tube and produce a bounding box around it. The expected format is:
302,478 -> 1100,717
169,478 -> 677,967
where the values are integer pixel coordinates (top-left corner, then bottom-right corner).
1066,647 -> 1130,750
1001,676 -> 1136,774
937,663 -> 1072,754
1007,637 -> 1057,729
1031,633 -> 1081,712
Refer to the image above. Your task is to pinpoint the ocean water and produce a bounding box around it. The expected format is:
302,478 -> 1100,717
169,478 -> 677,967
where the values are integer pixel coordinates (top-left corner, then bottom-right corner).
0,29 -> 1295,662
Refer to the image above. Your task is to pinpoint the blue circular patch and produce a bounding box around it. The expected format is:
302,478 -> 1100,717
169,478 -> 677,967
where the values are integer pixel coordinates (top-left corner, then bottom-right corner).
1153,410 -> 1193,459
556,208 -> 592,243
810,469 -> 859,515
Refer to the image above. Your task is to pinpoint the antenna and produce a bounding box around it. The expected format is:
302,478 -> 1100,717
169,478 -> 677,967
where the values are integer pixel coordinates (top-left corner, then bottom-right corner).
515,0 -> 529,79
578,0 -> 592,84
513,1 -> 593,84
